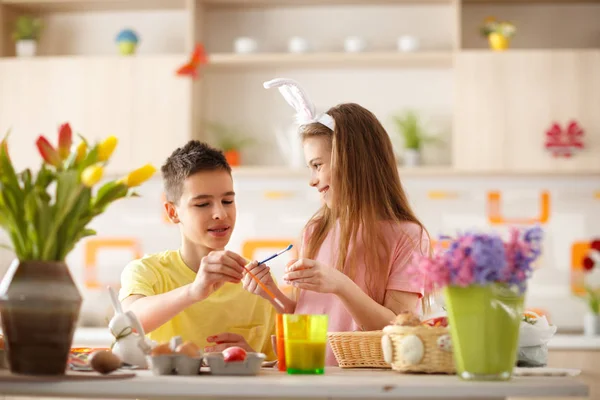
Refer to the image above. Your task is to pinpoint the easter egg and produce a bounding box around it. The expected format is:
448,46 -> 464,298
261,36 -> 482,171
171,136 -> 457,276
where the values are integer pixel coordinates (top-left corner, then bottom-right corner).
222,346 -> 247,362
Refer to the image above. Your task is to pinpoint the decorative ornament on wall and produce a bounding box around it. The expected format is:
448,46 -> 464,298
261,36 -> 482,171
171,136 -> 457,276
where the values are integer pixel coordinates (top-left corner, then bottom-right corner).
545,120 -> 585,158
176,43 -> 208,80
583,239 -> 600,272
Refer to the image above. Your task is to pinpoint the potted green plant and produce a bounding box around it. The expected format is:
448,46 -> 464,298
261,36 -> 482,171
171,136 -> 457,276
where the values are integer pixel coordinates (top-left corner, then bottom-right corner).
0,123 -> 156,375
12,15 -> 43,57
205,121 -> 255,167
582,286 -> 600,336
580,241 -> 600,336
480,16 -> 516,51
391,110 -> 437,167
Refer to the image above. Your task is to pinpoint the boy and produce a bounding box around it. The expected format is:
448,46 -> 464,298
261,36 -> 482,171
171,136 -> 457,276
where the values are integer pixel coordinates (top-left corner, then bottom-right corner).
119,141 -> 276,357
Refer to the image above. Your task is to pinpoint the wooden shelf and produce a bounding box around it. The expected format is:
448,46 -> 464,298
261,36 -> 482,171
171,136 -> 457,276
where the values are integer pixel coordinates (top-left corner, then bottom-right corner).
231,166 -> 600,178
207,51 -> 454,69
202,0 -> 453,9
1,0 -> 186,12
464,0 -> 600,3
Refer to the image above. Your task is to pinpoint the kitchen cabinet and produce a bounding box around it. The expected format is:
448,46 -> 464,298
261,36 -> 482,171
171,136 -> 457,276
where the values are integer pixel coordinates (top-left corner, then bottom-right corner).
453,50 -> 600,173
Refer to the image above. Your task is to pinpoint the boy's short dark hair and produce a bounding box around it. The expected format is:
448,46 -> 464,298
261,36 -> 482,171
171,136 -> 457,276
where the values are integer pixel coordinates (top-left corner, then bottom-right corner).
161,140 -> 231,203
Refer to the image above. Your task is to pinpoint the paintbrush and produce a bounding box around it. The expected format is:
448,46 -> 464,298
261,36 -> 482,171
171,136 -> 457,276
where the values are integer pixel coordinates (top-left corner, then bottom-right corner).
244,244 -> 293,310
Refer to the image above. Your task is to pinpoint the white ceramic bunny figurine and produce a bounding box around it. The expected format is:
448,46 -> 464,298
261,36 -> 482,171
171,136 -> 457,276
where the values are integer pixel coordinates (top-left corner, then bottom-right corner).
107,286 -> 153,368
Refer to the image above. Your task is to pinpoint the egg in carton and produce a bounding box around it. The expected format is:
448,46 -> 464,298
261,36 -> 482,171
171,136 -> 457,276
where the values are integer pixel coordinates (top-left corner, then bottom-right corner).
147,336 -> 203,375
204,351 -> 266,376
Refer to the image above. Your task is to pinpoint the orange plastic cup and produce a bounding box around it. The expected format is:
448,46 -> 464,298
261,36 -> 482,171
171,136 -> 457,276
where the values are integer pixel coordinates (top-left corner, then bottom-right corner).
276,314 -> 287,371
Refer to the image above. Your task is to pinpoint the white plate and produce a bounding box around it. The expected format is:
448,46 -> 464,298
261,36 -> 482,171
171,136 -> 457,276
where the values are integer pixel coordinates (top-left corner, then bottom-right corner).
513,367 -> 581,377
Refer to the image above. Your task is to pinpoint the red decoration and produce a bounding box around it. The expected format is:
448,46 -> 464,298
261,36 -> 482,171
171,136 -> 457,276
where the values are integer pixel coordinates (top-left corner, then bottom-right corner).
176,44 -> 208,80
583,256 -> 595,271
583,238 -> 600,272
544,120 -> 585,158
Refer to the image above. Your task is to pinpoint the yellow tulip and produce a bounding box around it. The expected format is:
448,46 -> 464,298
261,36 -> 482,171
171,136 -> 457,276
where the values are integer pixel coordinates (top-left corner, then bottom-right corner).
75,142 -> 87,163
98,136 -> 118,162
81,165 -> 104,187
120,164 -> 157,187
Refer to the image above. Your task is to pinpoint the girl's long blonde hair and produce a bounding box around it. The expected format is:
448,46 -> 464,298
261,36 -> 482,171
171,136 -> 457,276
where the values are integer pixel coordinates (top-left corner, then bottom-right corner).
301,103 -> 431,310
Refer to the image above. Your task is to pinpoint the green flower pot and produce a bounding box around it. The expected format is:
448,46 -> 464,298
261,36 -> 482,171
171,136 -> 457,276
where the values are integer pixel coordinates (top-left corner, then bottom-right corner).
444,283 -> 524,381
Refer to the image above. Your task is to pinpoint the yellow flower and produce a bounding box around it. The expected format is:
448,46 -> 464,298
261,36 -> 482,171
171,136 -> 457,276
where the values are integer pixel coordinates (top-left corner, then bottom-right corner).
98,136 -> 118,162
81,165 -> 104,187
119,164 -> 157,187
75,142 -> 87,163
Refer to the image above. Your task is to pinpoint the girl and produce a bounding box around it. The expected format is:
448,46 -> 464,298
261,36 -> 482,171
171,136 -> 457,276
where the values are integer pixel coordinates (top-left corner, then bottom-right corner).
243,78 -> 430,366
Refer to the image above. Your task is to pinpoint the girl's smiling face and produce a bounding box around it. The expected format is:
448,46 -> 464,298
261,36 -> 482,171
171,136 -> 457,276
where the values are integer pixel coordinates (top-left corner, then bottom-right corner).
304,136 -> 333,208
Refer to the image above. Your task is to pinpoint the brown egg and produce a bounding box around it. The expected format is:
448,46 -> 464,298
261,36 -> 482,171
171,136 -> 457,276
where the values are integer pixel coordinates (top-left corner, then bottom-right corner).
176,341 -> 200,358
89,350 -> 122,374
151,342 -> 173,356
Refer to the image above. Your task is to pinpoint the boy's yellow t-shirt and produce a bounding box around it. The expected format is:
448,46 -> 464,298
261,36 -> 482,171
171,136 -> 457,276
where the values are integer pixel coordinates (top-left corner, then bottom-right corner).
118,250 -> 276,360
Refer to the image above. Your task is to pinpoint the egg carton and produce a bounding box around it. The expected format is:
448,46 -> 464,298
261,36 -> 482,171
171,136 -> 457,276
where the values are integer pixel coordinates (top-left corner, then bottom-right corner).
204,352 -> 266,376
147,354 -> 202,375
147,336 -> 203,376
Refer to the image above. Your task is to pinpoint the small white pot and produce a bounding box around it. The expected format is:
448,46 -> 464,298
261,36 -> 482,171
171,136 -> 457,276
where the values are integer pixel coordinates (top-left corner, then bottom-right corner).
403,149 -> 421,167
583,313 -> 600,336
397,35 -> 420,53
288,37 -> 310,53
234,37 -> 258,54
344,36 -> 367,53
16,40 -> 37,57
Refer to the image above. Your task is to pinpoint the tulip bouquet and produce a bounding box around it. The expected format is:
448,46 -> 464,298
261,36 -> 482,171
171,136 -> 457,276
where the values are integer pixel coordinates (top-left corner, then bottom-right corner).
0,123 -> 156,261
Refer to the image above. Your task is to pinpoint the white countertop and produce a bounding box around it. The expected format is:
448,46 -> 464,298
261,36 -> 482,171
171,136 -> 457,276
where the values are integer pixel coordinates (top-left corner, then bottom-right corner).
0,368 -> 588,400
72,327 -> 600,350
546,334 -> 600,350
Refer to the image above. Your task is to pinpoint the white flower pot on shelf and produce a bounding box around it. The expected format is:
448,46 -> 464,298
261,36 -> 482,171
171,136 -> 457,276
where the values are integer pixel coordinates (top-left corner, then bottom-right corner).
16,40 -> 37,57
583,313 -> 600,336
403,149 -> 421,167
397,35 -> 420,53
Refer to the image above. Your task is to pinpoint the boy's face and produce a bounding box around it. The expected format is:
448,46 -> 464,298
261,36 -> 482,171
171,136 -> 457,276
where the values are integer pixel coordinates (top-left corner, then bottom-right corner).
166,169 -> 236,251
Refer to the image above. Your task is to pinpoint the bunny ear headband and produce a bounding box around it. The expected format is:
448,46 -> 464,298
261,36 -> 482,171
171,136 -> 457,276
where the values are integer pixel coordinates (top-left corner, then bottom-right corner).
263,78 -> 335,131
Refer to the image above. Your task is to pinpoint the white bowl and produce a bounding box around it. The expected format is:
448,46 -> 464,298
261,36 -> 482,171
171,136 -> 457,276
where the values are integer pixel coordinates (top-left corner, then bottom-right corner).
234,37 -> 258,54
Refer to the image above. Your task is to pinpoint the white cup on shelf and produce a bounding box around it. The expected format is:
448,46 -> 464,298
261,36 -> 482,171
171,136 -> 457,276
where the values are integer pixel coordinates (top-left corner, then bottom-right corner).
344,36 -> 367,53
288,37 -> 310,53
397,35 -> 420,53
234,37 -> 258,54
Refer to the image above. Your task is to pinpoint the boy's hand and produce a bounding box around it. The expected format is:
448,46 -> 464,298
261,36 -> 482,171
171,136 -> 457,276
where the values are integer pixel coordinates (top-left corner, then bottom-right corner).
242,260 -> 278,301
190,250 -> 247,301
204,333 -> 254,353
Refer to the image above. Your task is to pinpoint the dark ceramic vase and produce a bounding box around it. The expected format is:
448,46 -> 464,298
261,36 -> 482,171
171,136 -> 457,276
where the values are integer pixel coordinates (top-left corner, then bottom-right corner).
0,260 -> 82,375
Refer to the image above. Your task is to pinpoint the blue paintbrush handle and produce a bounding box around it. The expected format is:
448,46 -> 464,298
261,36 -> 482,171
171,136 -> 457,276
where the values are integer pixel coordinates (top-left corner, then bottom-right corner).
258,244 -> 293,265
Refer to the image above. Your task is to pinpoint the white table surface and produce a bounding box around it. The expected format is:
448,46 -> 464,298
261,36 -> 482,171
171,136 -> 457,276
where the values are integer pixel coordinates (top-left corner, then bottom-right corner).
0,368 -> 588,400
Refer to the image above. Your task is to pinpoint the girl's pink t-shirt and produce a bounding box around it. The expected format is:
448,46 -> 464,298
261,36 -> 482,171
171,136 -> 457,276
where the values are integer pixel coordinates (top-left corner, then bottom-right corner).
294,221 -> 429,366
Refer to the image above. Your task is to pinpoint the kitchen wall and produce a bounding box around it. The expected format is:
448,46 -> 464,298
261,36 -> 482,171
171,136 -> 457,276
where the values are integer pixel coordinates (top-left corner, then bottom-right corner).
1,172 -> 597,330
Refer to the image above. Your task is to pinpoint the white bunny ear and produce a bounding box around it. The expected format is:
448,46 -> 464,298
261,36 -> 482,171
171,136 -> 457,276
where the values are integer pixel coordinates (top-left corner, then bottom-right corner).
264,78 -> 316,125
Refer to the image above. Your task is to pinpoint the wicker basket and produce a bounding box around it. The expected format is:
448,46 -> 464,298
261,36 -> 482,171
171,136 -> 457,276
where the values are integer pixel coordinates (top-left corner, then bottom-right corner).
328,331 -> 390,369
381,325 -> 455,374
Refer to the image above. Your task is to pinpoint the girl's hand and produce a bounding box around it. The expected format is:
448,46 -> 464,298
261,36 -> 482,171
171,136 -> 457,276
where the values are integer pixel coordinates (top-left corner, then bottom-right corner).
283,258 -> 349,294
